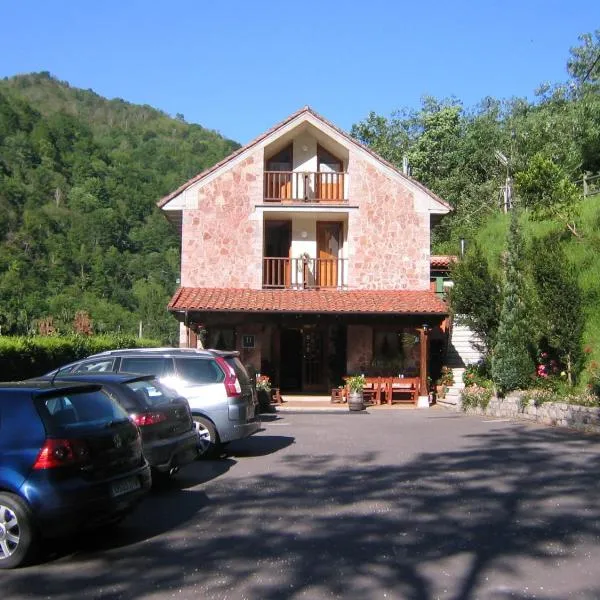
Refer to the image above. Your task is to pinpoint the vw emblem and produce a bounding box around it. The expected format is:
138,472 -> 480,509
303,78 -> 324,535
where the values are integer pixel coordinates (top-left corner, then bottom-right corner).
113,434 -> 122,449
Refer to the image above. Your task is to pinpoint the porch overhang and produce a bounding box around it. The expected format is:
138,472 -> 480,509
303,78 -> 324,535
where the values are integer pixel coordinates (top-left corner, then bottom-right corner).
168,287 -> 448,316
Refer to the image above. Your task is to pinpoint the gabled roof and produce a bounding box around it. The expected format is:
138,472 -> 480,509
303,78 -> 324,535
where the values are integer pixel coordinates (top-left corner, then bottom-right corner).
168,287 -> 448,315
157,106 -> 452,212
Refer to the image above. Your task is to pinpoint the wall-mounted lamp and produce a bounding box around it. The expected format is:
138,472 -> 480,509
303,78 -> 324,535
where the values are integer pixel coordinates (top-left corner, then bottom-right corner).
300,230 -> 308,239
302,144 -> 308,152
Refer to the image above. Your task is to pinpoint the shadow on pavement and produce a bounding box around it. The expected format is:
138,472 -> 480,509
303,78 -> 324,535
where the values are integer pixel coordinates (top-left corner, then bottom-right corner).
224,434 -> 295,457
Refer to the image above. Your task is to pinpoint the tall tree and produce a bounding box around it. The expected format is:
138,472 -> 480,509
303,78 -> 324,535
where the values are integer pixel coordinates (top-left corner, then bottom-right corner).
530,234 -> 584,384
491,212 -> 535,393
448,241 -> 501,356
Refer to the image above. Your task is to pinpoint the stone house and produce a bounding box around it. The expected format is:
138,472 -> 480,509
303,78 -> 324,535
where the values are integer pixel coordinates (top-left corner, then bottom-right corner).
158,106 -> 452,397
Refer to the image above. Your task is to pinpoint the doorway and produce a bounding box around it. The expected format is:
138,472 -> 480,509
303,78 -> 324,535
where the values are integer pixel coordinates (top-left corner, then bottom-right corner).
280,328 -> 303,391
279,326 -> 325,392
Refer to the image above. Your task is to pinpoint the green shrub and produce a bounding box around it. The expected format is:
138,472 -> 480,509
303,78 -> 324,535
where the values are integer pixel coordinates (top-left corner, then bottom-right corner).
461,385 -> 493,411
0,335 -> 161,381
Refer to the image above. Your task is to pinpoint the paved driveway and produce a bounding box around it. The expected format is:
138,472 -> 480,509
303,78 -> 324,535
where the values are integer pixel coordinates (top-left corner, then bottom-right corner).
4,409 -> 600,599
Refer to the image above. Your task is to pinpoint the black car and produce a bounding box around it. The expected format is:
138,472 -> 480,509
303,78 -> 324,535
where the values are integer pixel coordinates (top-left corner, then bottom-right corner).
0,380 -> 151,569
37,374 -> 198,482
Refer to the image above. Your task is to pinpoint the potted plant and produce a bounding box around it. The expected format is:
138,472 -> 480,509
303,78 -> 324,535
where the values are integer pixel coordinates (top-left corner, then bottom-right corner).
436,366 -> 454,399
255,374 -> 273,413
346,374 -> 366,411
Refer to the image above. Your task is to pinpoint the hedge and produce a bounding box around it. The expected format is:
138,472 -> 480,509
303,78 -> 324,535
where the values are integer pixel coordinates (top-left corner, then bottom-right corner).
0,335 -> 162,381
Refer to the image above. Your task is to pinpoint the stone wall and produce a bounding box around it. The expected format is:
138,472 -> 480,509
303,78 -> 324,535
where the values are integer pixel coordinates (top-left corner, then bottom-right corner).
347,151 -> 430,290
181,151 -> 263,288
455,393 -> 600,434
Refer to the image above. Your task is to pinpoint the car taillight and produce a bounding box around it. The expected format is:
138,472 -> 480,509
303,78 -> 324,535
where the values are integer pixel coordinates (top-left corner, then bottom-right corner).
215,357 -> 242,398
33,439 -> 90,470
131,412 -> 167,427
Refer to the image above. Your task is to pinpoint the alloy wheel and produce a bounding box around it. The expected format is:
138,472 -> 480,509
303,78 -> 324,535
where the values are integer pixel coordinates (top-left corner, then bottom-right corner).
0,504 -> 20,561
193,420 -> 212,455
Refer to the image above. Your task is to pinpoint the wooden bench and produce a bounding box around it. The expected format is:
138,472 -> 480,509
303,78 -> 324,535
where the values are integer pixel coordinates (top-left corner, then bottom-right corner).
384,377 -> 420,405
363,377 -> 384,405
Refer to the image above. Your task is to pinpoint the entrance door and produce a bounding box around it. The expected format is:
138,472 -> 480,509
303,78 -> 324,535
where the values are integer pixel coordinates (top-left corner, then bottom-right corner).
317,221 -> 342,288
302,327 -> 323,392
280,328 -> 303,391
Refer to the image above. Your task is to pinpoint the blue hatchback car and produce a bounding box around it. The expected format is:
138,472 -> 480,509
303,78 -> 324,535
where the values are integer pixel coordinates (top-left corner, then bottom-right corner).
0,380 -> 152,569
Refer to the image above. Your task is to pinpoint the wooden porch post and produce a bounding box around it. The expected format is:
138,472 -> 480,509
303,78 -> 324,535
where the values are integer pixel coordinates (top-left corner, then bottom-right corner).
418,326 -> 429,398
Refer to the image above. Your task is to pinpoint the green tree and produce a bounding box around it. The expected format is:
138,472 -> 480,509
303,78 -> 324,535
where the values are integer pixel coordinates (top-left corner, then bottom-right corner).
514,153 -> 581,237
530,234 -> 584,384
491,212 -> 535,394
448,241 -> 501,355
567,29 -> 600,85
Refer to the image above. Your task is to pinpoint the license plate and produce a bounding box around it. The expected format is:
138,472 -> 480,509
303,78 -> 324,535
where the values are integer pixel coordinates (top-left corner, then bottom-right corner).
111,476 -> 141,498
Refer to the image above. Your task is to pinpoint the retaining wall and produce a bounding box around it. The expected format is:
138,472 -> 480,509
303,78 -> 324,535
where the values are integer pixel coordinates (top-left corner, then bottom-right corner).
454,393 -> 600,435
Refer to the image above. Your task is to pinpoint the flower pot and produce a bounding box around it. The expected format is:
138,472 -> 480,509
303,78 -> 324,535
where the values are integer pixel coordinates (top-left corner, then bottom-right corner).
257,389 -> 273,413
348,390 -> 365,411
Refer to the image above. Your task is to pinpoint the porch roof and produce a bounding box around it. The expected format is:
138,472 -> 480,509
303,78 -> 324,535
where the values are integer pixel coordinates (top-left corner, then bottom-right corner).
168,287 -> 448,315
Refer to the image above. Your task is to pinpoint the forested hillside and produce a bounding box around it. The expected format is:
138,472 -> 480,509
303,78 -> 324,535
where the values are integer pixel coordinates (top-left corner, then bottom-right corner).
0,72 -> 239,342
351,30 -> 600,250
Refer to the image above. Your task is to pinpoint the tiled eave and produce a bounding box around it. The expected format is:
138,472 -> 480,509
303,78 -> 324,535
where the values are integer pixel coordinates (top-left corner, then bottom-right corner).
430,255 -> 457,269
168,288 -> 448,315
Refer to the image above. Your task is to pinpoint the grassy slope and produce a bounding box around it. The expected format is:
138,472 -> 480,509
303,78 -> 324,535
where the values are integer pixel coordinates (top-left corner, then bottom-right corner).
474,194 -> 600,384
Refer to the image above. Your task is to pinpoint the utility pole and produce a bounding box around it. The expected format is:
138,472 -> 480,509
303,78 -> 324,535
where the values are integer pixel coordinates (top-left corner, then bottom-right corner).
495,150 -> 513,212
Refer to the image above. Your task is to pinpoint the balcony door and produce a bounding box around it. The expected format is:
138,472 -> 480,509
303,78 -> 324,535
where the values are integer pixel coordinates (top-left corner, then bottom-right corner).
264,220 -> 291,288
317,145 -> 344,201
317,221 -> 342,288
266,144 -> 292,200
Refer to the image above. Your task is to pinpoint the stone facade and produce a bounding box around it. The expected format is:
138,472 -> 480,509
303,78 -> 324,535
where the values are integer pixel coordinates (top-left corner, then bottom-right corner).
181,151 -> 263,288
456,393 -> 600,435
347,151 -> 430,290
179,137 -> 431,291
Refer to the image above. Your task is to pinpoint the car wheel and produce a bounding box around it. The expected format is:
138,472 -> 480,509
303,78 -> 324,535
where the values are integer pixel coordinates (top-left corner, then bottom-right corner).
0,493 -> 37,569
192,416 -> 220,458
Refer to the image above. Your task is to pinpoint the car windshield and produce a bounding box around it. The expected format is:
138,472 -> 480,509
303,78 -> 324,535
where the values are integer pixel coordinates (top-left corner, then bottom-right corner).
125,379 -> 180,407
40,389 -> 129,430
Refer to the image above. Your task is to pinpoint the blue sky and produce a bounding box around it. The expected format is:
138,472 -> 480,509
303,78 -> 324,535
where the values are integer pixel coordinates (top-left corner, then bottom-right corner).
1,1 -> 598,144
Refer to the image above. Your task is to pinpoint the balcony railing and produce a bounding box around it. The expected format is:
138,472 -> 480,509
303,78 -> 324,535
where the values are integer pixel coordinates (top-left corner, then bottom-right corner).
264,171 -> 347,203
263,257 -> 347,289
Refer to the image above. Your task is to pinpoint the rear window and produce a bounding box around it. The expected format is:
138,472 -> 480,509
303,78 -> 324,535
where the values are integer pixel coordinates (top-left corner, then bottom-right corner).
120,357 -> 173,377
40,390 -> 129,430
223,356 -> 251,386
72,359 -> 116,374
174,358 -> 225,385
125,379 -> 180,407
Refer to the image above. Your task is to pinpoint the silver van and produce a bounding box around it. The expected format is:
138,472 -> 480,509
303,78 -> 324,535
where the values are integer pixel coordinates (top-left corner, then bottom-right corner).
46,348 -> 260,457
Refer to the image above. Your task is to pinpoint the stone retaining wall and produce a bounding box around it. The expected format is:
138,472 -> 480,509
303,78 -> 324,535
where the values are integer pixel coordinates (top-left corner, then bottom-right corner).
455,393 -> 600,434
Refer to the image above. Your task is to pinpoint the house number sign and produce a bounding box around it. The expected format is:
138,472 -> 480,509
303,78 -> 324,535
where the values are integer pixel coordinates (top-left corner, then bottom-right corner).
242,335 -> 255,349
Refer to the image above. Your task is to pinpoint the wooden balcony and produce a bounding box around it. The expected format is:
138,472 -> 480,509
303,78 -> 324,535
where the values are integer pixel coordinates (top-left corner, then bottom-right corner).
264,171 -> 347,203
263,257 -> 347,289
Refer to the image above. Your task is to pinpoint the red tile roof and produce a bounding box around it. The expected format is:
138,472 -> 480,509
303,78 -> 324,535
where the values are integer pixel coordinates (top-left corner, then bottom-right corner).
157,106 -> 452,211
430,255 -> 458,269
168,287 -> 448,315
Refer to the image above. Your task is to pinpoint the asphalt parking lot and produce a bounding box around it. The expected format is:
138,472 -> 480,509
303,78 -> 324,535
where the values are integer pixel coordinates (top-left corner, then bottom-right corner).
4,408 -> 600,600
